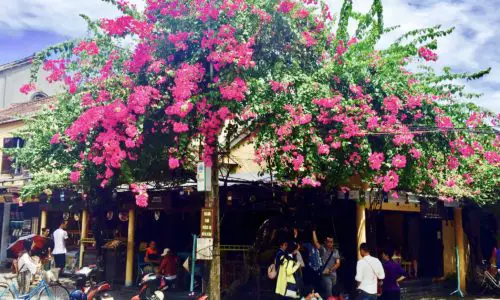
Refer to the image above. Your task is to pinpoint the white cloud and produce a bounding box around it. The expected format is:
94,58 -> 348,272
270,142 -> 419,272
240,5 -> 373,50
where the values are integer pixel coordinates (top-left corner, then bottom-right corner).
0,0 -> 498,112
326,0 -> 500,113
0,0 -> 144,37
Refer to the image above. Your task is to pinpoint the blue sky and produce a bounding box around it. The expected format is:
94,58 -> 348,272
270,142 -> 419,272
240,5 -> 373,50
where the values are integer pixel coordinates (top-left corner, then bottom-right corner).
1,0 -> 499,113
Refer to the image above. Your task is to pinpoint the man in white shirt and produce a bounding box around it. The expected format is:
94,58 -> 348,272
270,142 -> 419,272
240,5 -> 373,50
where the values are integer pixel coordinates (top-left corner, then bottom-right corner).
52,221 -> 68,275
355,243 -> 385,300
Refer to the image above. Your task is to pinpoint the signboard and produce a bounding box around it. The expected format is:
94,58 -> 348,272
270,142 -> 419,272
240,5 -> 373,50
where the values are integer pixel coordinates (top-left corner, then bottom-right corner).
197,162 -> 212,192
196,238 -> 213,260
200,208 -> 214,238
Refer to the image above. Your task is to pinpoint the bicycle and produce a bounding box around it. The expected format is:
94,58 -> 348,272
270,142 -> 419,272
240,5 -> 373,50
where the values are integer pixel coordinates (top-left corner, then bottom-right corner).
0,273 -> 70,299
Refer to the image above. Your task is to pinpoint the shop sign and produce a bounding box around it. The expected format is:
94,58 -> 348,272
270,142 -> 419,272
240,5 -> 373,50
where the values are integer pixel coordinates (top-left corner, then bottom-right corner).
196,237 -> 213,260
197,162 -> 212,192
200,208 -> 214,238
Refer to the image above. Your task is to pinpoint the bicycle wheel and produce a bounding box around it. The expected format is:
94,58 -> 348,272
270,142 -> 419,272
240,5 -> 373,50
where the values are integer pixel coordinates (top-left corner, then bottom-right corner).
0,284 -> 15,300
38,284 -> 70,300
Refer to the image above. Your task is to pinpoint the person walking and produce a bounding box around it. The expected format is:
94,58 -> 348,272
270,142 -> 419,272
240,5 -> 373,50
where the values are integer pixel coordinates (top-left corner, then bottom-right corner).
52,220 -> 68,276
312,230 -> 340,298
275,242 -> 302,299
355,243 -> 385,300
380,248 -> 405,300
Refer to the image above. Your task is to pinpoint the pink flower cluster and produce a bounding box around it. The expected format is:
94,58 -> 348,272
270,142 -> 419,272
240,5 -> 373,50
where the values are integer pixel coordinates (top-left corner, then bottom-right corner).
125,43 -> 152,73
69,171 -> 81,183
447,156 -> 459,170
50,133 -> 61,145
409,148 -> 421,159
168,31 -> 192,51
131,183 -> 149,207
19,83 -> 36,95
391,154 -> 407,169
270,80 -> 291,93
278,1 -> 295,13
418,47 -> 438,61
73,41 -> 99,56
383,95 -> 402,115
381,170 -> 399,192
128,86 -> 160,115
251,7 -> 272,23
368,152 -> 384,170
100,16 -> 153,39
171,63 -> 206,102
301,177 -> 321,187
204,26 -> 256,70
220,78 -> 248,101
302,31 -> 317,47
169,157 -> 180,169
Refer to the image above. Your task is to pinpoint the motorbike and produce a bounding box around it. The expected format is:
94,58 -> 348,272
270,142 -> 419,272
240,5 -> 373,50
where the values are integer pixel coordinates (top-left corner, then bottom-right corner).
70,265 -> 114,300
131,273 -> 179,300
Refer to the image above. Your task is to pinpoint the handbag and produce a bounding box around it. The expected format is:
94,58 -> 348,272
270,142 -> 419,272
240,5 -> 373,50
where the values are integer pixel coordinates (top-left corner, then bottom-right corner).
317,249 -> 335,278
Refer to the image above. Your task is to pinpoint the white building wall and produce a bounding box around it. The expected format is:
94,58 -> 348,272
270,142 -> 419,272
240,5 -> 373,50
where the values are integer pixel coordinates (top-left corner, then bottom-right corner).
0,60 -> 62,109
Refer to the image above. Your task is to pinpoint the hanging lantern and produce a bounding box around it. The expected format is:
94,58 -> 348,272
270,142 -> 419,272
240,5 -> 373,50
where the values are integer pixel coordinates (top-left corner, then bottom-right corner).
226,191 -> 233,206
154,211 -> 161,221
119,212 -> 129,222
106,211 -> 114,221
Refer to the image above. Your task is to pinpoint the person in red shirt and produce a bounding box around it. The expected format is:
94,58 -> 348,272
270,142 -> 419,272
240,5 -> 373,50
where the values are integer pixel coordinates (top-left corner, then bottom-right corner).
144,241 -> 161,264
158,248 -> 177,279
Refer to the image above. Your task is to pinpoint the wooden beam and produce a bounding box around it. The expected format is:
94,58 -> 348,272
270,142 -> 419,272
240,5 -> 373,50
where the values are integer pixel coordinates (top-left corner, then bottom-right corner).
356,203 -> 366,260
454,208 -> 466,293
125,208 -> 135,287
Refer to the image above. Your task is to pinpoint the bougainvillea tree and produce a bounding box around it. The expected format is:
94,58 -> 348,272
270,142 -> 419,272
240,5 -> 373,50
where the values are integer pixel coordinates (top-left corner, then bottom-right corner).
13,0 -> 500,295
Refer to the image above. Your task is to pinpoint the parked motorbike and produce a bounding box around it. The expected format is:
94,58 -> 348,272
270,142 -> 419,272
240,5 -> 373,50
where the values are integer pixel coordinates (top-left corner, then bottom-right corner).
131,273 -> 177,300
70,265 -> 114,300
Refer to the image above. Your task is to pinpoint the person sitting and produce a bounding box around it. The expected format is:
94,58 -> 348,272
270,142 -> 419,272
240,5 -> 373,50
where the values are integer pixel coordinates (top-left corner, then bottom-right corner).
144,241 -> 161,264
17,242 -> 38,294
158,248 -> 178,289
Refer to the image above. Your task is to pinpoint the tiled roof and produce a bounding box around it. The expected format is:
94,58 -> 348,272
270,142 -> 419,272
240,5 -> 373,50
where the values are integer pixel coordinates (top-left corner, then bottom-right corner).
0,97 -> 57,124
0,56 -> 33,73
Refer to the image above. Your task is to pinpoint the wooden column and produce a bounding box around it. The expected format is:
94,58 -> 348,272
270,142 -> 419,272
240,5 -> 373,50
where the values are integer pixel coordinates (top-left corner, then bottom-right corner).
356,203 -> 367,260
125,208 -> 135,287
442,220 -> 456,277
78,210 -> 88,268
454,208 -> 466,293
39,209 -> 47,235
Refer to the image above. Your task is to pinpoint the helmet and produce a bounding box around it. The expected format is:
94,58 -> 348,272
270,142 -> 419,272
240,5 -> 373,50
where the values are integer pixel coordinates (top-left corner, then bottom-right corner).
70,289 -> 87,300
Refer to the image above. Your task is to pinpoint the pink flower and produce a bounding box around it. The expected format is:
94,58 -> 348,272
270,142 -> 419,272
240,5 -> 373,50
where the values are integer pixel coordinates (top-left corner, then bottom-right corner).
409,148 -> 421,159
382,171 -> 399,192
169,157 -> 180,169
484,151 -> 500,165
73,41 -> 99,55
136,193 -> 149,207
293,154 -> 304,171
50,133 -> 61,144
349,152 -> 361,166
391,192 -> 399,199
369,152 -> 384,170
383,95 -> 402,115
317,144 -> 330,155
447,156 -> 459,170
294,9 -> 309,19
220,78 -> 248,101
418,47 -> 438,61
391,154 -> 407,169
20,83 -> 36,95
170,63 -> 205,102
278,1 -> 295,13
301,177 -> 321,187
435,115 -> 454,129
445,179 -> 456,187
172,122 -> 189,133
302,31 -> 317,47
167,31 -> 192,51
69,171 -> 81,183
463,173 -> 473,184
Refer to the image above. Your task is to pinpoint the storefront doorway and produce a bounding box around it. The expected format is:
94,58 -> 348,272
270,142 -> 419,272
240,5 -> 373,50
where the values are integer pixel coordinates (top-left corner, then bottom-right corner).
375,211 -> 444,278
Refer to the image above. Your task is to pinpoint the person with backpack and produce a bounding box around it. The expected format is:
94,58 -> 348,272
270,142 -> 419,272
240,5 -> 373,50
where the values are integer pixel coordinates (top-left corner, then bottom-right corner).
355,243 -> 385,300
275,242 -> 302,298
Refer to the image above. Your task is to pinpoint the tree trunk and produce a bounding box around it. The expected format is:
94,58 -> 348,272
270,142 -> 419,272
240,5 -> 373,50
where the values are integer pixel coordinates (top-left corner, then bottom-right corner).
208,158 -> 221,299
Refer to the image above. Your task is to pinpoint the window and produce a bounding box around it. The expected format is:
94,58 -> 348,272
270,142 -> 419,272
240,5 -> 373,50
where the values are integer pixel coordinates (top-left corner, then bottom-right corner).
30,91 -> 48,101
1,137 -> 24,175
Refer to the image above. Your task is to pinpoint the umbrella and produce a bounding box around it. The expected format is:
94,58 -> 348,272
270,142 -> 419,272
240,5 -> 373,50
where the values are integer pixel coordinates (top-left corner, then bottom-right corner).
7,234 -> 53,258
